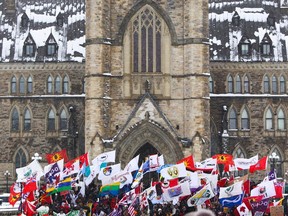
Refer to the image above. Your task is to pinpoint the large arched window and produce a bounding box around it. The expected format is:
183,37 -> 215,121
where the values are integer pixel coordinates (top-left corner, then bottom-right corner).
132,6 -> 162,73
23,108 -> 31,131
47,76 -> 53,94
11,76 -> 17,93
263,75 -> 270,93
27,76 -> 33,93
15,148 -> 27,169
11,107 -> 19,131
235,75 -> 241,93
243,75 -> 250,93
60,109 -> 68,130
47,109 -> 56,131
265,108 -> 273,130
229,108 -> 237,129
227,75 -> 234,93
55,76 -> 61,93
280,75 -> 286,94
241,108 -> 250,129
63,76 -> 69,94
19,76 -> 25,94
277,108 -> 285,130
272,75 -> 278,94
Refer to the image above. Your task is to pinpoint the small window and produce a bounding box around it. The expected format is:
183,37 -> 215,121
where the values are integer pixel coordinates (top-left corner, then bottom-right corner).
27,76 -> 33,93
23,109 -> 31,131
47,76 -> 53,94
15,148 -> 27,169
262,44 -> 271,56
272,75 -> 278,94
209,76 -> 214,93
232,12 -> 240,26
19,76 -> 25,94
11,76 -> 17,93
229,108 -> 237,130
63,76 -> 69,94
60,109 -> 68,130
265,108 -> 273,130
244,75 -> 250,93
238,36 -> 251,56
278,109 -> 285,130
227,75 -> 233,93
235,75 -> 241,93
240,44 -> 249,55
23,34 -> 36,57
264,75 -> 270,93
47,109 -> 56,131
46,34 -> 57,56
241,108 -> 250,129
11,108 -> 19,131
280,76 -> 286,94
55,76 -> 61,93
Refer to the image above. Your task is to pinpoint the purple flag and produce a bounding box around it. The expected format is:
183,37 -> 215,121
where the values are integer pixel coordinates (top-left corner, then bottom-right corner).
268,168 -> 276,181
250,198 -> 269,215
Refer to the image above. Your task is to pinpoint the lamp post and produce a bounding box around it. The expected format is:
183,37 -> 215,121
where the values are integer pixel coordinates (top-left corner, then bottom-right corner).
269,152 -> 280,171
32,152 -> 42,161
4,170 -> 10,193
69,106 -> 78,158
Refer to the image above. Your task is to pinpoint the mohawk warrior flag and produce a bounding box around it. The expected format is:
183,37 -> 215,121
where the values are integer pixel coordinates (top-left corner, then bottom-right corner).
46,149 -> 68,164
9,182 -> 22,206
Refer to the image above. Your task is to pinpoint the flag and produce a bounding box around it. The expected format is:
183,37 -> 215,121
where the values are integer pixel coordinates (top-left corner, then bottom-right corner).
38,192 -> 52,205
274,181 -> 284,198
219,181 -> 243,199
92,150 -> 116,166
65,152 -> 89,169
84,165 -> 99,186
188,182 -> 215,205
9,182 -> 22,206
177,155 -> 195,171
44,159 -> 64,183
23,200 -> 36,216
249,156 -> 268,173
124,155 -> 139,172
98,163 -> 121,185
212,154 -> 234,171
251,180 -> 276,199
16,159 -> 44,182
233,155 -> 258,170
195,158 -> 217,172
57,177 -> 72,193
45,149 -> 68,164
111,170 -> 133,188
61,160 -> 80,179
80,162 -> 91,177
128,197 -> 138,216
131,162 -> 146,188
268,168 -> 276,181
162,181 -> 191,202
23,175 -> 37,193
160,163 -> 187,180
100,182 -> 120,197
250,198 -> 269,215
148,154 -> 164,172
219,193 -> 243,208
234,199 -> 252,216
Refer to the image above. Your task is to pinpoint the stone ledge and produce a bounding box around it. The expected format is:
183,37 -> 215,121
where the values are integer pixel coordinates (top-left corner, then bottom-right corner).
210,62 -> 288,70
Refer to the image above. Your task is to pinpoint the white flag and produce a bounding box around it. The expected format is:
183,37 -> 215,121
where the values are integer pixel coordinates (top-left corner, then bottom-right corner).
111,170 -> 133,188
16,159 -> 44,182
98,163 -> 121,185
124,155 -> 139,172
236,202 -> 252,216
160,163 -> 187,180
195,158 -> 217,170
251,180 -> 276,198
162,181 -> 191,202
234,155 -> 258,170
219,181 -> 243,199
92,150 -> 116,166
189,183 -> 215,206
84,165 -> 99,186
60,160 -> 80,180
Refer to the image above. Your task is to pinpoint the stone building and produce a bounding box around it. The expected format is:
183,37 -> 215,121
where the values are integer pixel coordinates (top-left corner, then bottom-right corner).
0,0 -> 288,190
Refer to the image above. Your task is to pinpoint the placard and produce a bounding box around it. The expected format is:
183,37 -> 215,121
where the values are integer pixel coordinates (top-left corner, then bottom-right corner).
270,206 -> 284,216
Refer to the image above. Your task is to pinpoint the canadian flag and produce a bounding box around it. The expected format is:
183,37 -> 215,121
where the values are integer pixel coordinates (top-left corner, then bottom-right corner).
234,199 -> 252,216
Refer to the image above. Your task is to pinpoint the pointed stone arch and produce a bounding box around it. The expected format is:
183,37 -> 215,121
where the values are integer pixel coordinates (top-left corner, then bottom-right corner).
116,120 -> 183,167
115,0 -> 177,45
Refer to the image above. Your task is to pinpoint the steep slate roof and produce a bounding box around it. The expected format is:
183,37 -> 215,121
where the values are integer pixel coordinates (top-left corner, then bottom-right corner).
0,0 -> 85,62
209,0 -> 288,62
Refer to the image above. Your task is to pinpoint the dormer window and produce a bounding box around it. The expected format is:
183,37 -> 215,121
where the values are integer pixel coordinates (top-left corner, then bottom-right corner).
21,13 -> 29,28
23,34 -> 36,57
260,33 -> 272,56
56,13 -> 64,27
46,34 -> 57,56
238,36 -> 251,56
232,11 -> 240,26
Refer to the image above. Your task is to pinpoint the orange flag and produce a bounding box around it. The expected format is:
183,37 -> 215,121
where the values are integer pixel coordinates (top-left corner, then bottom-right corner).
9,183 -> 22,206
177,155 -> 195,171
46,149 -> 68,164
212,154 -> 234,164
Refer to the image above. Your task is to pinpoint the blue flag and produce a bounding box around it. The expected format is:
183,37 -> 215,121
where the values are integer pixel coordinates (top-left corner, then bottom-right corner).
219,193 -> 243,208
